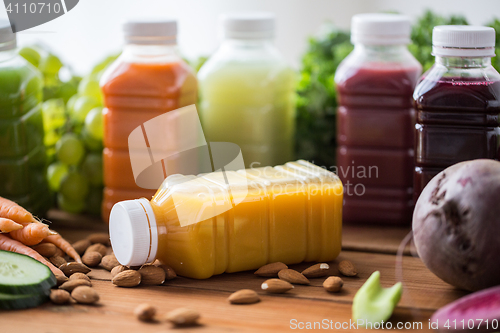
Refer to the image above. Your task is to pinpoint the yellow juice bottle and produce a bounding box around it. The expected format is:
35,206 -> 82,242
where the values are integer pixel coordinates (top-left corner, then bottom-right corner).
109,160 -> 343,279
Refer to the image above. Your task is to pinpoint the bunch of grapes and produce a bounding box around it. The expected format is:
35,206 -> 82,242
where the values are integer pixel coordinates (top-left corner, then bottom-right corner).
19,46 -> 118,215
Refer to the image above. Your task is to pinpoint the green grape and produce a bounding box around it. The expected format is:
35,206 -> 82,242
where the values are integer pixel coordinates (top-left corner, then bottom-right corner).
82,153 -> 103,186
71,96 -> 99,124
57,193 -> 85,214
84,107 -> 103,141
39,52 -> 63,75
47,162 -> 68,191
66,94 -> 79,114
44,130 -> 60,147
59,170 -> 90,202
86,187 -> 103,215
81,127 -> 103,152
18,46 -> 41,67
56,133 -> 85,166
41,99 -> 66,132
78,76 -> 103,104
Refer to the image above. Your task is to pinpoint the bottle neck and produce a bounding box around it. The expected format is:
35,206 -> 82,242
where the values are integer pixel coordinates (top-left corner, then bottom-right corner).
435,55 -> 492,69
122,43 -> 180,61
220,38 -> 275,50
0,47 -> 17,62
354,43 -> 409,54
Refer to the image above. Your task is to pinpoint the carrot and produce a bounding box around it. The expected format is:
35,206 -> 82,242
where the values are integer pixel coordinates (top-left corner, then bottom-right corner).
43,233 -> 82,263
0,196 -> 36,223
0,234 -> 64,276
0,218 -> 23,233
9,222 -> 52,246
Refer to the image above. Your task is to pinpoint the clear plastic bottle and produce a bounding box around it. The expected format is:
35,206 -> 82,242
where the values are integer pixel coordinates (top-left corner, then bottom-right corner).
0,20 -> 50,216
198,13 -> 295,168
100,19 -> 198,221
413,26 -> 500,199
334,14 -> 422,224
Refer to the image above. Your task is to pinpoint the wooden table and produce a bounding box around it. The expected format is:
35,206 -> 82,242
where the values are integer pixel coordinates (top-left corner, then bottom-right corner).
1,211 -> 467,332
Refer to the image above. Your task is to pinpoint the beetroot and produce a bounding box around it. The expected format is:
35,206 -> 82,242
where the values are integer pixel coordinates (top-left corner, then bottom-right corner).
413,159 -> 500,291
431,285 -> 500,332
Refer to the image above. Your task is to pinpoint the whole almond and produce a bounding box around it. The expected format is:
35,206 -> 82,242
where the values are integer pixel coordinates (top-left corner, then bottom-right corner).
50,255 -> 67,268
166,308 -> 200,326
72,239 -> 91,256
323,276 -> 343,292
69,272 -> 91,282
228,289 -> 260,304
302,263 -> 330,278
113,270 -> 141,287
153,262 -> 177,280
87,233 -> 110,246
50,289 -> 70,304
134,303 -> 156,322
54,247 -> 64,258
32,243 -> 57,257
85,243 -> 108,257
60,279 -> 92,292
261,279 -> 294,293
101,254 -> 120,271
278,269 -> 310,285
55,274 -> 68,286
71,286 -> 99,304
138,265 -> 165,285
338,260 -> 358,277
82,251 -> 102,267
254,262 -> 288,277
111,265 -> 130,278
60,262 -> 91,276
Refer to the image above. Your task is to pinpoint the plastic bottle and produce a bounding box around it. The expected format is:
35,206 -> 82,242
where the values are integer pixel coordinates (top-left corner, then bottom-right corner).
334,14 -> 422,225
109,160 -> 343,279
0,20 -> 50,215
100,19 -> 198,221
198,13 -> 295,168
414,26 -> 500,198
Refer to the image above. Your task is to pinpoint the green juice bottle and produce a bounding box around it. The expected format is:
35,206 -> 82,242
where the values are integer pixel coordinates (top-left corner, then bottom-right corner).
0,20 -> 50,216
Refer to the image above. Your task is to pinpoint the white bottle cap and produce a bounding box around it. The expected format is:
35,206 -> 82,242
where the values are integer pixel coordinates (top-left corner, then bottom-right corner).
123,18 -> 177,45
109,198 -> 158,267
221,12 -> 275,39
0,19 -> 16,51
351,13 -> 411,45
432,25 -> 496,57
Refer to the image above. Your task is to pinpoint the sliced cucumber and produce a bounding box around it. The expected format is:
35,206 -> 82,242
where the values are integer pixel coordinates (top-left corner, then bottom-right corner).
0,291 -> 49,310
0,250 -> 56,295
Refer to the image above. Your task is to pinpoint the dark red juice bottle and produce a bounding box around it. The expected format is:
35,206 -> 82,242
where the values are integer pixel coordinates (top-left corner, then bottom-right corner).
413,26 -> 500,199
335,14 -> 422,225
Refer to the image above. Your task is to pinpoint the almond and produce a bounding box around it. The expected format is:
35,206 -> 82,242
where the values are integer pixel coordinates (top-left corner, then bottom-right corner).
111,265 -> 130,278
60,262 -> 91,276
50,289 -> 70,305
302,263 -> 330,278
69,272 -> 91,282
228,289 -> 260,304
134,303 -> 156,322
254,262 -> 288,277
82,251 -> 102,267
32,243 -> 57,257
166,308 -> 200,326
72,239 -> 91,256
101,254 -> 120,271
60,279 -> 92,292
71,286 -> 99,304
323,276 -> 343,292
278,269 -> 310,285
261,278 -> 294,293
153,261 -> 177,280
138,265 -> 165,285
55,274 -> 68,286
54,247 -> 64,258
50,255 -> 67,268
112,270 -> 141,287
85,243 -> 108,257
87,233 -> 110,246
338,260 -> 358,277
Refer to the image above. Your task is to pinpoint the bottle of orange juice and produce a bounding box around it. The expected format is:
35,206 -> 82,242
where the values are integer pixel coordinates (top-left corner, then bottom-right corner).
109,160 -> 343,279
100,19 -> 197,221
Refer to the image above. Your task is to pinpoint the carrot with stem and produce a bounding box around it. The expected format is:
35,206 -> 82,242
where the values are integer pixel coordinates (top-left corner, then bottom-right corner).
0,234 -> 64,276
9,221 -> 53,246
0,218 -> 23,233
43,233 -> 82,263
0,196 -> 36,223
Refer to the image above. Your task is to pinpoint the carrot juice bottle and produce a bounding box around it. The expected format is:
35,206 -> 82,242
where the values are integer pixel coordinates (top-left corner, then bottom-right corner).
100,19 -> 197,221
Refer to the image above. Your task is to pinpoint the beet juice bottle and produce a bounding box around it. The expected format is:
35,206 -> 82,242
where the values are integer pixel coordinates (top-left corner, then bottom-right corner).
414,26 -> 500,198
335,14 -> 422,224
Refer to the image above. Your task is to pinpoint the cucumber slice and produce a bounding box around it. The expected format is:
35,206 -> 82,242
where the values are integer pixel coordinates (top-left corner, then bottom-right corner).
0,291 -> 49,310
0,250 -> 56,295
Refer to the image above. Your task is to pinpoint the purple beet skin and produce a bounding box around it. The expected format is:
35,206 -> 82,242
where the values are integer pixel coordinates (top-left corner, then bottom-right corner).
413,159 -> 500,291
431,285 -> 500,333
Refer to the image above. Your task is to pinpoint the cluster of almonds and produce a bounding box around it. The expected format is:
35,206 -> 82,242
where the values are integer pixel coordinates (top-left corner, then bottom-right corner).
226,260 -> 358,305
134,304 -> 201,327
50,267 -> 98,305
